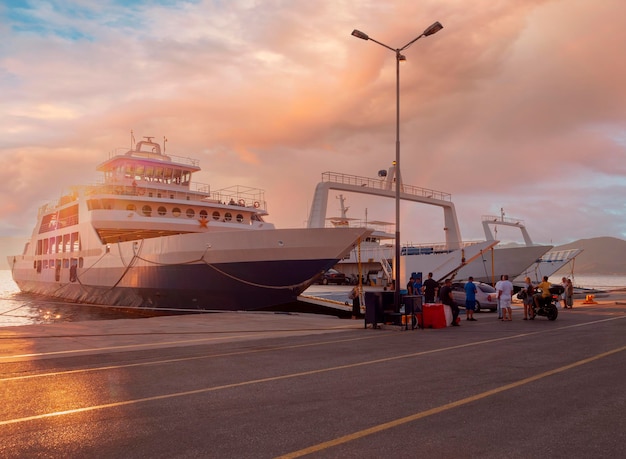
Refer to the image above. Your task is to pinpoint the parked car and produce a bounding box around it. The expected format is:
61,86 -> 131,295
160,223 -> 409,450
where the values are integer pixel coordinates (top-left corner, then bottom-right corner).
317,269 -> 349,285
450,281 -> 498,312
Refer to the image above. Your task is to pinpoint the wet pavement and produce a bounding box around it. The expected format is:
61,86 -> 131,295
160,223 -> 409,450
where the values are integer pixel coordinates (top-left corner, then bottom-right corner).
1,297 -> 625,458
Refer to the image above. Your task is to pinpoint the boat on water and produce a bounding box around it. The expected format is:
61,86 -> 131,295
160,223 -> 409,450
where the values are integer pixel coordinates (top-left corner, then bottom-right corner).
514,248 -> 583,285
307,167 -> 499,286
8,136 -> 371,311
307,167 -> 571,289
454,212 -> 582,285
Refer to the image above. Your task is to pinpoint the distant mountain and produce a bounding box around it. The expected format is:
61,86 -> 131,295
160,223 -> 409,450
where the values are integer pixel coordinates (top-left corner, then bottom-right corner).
554,236 -> 626,275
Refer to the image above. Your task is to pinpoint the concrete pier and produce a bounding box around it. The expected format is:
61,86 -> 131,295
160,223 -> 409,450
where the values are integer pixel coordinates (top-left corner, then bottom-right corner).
1,297 -> 625,458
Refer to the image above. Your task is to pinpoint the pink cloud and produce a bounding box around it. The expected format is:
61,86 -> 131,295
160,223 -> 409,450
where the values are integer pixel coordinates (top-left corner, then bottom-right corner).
0,0 -> 625,245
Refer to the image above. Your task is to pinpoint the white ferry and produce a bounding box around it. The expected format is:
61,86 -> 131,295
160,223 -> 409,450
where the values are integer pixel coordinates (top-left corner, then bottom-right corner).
8,136 -> 370,311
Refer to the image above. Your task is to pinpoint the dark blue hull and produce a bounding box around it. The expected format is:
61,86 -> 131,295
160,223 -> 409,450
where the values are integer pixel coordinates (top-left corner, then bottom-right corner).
15,259 -> 337,311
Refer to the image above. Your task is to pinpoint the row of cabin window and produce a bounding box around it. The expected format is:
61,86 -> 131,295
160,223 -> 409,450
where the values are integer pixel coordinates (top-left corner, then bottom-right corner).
129,205 -> 245,223
36,232 -> 80,255
34,257 -> 84,272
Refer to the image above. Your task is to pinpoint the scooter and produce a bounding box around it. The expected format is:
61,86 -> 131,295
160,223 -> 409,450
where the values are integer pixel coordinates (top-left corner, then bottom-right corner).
530,285 -> 563,321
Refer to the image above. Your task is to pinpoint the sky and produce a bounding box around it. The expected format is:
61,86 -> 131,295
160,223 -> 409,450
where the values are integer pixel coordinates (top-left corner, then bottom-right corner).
1,0 -> 626,251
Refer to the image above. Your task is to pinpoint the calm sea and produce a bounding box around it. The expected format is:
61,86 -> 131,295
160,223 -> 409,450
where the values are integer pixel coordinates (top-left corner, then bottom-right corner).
1,270 -> 625,328
0,270 -> 165,327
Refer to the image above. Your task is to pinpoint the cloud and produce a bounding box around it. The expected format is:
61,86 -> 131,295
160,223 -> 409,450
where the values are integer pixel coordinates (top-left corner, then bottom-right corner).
0,0 -> 625,245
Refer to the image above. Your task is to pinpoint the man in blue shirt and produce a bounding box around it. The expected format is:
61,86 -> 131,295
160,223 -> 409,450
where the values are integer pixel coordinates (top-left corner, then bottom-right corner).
464,276 -> 478,321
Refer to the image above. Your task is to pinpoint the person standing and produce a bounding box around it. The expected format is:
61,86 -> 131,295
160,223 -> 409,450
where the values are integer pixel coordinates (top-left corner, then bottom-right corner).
523,276 -> 535,320
406,276 -> 415,295
565,278 -> 574,309
439,279 -> 459,326
498,274 -> 514,321
413,276 -> 423,300
349,285 -> 361,320
495,275 -> 505,320
464,277 -> 478,321
560,277 -> 568,309
423,272 -> 439,304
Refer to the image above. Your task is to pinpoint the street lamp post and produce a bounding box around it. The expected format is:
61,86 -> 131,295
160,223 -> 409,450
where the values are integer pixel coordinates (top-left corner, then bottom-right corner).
351,22 -> 443,312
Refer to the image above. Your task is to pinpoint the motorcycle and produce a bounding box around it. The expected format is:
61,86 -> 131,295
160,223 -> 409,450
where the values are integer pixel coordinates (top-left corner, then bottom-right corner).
526,285 -> 563,321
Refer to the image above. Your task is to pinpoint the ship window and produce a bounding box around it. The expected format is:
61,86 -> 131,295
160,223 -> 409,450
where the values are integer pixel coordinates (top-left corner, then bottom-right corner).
157,206 -> 167,216
172,207 -> 181,217
63,258 -> 69,268
56,236 -> 62,253
199,210 -> 208,219
43,260 -> 49,269
236,214 -> 244,223
127,204 -> 136,211
87,199 -> 101,210
50,259 -> 55,268
71,232 -> 79,252
42,238 -> 48,255
63,234 -> 71,252
79,257 -> 84,268
186,208 -> 195,218
224,212 -> 232,222
212,211 -> 220,220
142,205 -> 152,217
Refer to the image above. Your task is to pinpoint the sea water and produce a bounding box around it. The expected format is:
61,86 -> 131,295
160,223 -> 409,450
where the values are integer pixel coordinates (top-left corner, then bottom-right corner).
0,270 -> 162,327
1,270 -> 625,327
548,274 -> 626,290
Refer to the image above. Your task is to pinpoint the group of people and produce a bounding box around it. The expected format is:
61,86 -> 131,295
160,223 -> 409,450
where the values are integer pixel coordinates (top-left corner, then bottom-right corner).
405,272 -> 440,303
561,277 -> 575,309
512,275 -> 575,320
407,273 -> 468,327
351,270 -> 575,324
437,277 -> 477,326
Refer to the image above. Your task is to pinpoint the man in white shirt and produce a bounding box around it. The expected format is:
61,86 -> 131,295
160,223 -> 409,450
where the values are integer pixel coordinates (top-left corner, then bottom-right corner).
498,274 -> 514,321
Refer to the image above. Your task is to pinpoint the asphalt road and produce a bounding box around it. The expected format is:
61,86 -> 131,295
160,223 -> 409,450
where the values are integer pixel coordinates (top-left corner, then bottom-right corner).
1,303 -> 625,458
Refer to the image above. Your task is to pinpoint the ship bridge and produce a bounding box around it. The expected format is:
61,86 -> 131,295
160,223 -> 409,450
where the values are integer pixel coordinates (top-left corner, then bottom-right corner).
97,136 -> 201,190
307,165 -> 462,250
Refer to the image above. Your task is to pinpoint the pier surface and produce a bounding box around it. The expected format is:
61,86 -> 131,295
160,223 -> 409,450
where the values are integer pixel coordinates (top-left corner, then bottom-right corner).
1,296 -> 625,458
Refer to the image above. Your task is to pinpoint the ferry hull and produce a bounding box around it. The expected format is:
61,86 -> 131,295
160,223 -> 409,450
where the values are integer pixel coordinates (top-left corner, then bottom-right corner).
453,245 -> 553,284
10,227 -> 371,311
12,259 -> 338,310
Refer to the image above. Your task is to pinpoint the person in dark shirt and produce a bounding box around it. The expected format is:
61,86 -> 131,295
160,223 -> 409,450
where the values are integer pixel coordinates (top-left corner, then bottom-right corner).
439,278 -> 459,326
422,272 -> 439,303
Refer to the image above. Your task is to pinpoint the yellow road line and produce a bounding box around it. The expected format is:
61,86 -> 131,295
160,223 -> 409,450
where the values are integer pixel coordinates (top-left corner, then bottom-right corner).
1,316 -> 623,380
1,317 -> 624,427
0,334 -> 387,382
275,345 -> 626,458
0,325 -> 362,360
